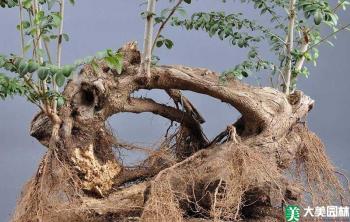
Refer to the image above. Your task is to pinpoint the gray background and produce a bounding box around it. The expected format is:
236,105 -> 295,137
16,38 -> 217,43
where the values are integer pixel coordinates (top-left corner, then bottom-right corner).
0,1 -> 349,221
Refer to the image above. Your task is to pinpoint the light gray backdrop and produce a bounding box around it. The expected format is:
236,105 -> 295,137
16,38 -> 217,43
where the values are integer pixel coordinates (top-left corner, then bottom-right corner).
0,1 -> 349,221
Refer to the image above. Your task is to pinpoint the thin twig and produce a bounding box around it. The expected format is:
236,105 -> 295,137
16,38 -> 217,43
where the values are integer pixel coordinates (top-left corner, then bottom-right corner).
33,0 -> 51,113
293,28 -> 310,80
53,0 -> 65,114
18,0 -> 25,57
334,170 -> 350,193
33,0 -> 43,64
43,40 -> 52,64
283,0 -> 297,95
333,0 -> 347,12
212,178 -> 223,219
141,0 -> 156,78
306,23 -> 350,53
27,9 -> 37,59
151,0 -> 183,53
56,0 -> 65,68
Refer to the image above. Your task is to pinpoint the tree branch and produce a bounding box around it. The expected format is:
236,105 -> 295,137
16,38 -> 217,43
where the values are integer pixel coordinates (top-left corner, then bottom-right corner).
166,89 -> 205,124
53,0 -> 65,114
141,65 -> 290,132
18,0 -> 25,57
141,0 -> 156,78
151,0 -> 183,53
283,0 -> 297,95
306,23 -> 350,53
123,97 -> 205,140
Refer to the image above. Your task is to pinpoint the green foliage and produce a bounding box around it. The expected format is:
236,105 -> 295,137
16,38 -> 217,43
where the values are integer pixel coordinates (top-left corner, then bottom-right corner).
0,0 -> 75,8
0,0 -> 124,108
55,71 -> 65,87
0,48 -> 125,99
0,0 -> 18,8
19,10 -> 67,54
0,54 -> 74,89
298,0 -> 339,26
157,0 -> 348,90
104,49 -> 124,74
171,11 -> 263,48
0,73 -> 27,99
76,49 -> 124,74
155,0 -> 287,81
1,0 -> 349,103
222,47 -> 272,80
155,35 -> 174,49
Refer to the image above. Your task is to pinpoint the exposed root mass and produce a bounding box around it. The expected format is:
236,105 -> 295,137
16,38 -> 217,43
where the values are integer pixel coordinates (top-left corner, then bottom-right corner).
11,43 -> 349,222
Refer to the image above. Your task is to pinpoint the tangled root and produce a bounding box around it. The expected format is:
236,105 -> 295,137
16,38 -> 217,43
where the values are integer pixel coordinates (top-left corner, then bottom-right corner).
211,145 -> 284,221
295,125 -> 349,206
141,144 -> 286,221
141,176 -> 184,222
11,151 -> 83,222
12,124 -> 348,222
140,125 -> 349,221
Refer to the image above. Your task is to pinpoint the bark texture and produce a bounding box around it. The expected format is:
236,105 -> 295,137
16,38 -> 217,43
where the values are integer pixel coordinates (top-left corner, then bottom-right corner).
11,42 -> 348,222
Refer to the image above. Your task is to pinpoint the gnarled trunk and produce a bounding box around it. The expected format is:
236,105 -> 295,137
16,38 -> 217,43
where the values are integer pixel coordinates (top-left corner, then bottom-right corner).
12,42 -> 348,222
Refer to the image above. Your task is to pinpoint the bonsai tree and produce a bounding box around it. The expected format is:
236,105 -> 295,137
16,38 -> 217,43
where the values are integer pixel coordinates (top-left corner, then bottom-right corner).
0,0 -> 349,221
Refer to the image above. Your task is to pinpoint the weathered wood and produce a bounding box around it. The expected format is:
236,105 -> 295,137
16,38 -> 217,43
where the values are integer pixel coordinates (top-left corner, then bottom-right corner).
13,43 -> 328,222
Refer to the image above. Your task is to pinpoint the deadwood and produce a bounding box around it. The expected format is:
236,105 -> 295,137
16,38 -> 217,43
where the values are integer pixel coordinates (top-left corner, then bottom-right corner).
14,43 -> 346,222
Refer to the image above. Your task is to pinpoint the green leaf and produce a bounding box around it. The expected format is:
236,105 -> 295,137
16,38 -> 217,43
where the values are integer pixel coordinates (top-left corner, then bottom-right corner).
62,33 -> 69,41
0,73 -> 27,99
106,49 -> 114,57
22,0 -> 32,9
34,11 -> 45,25
314,10 -> 323,25
14,57 -> 24,67
0,56 -> 5,67
27,61 -> 39,73
68,0 -> 75,5
42,35 -> 50,42
177,8 -> 187,17
48,65 -> 59,76
17,21 -> 30,30
37,67 -> 49,80
91,59 -> 100,74
50,35 -> 58,39
55,72 -> 65,87
164,39 -> 174,49
248,50 -> 257,58
242,70 -> 249,77
156,40 -> 164,47
95,50 -> 108,59
184,0 -> 191,4
3,62 -> 16,72
237,39 -> 245,48
62,65 -> 74,77
56,96 -> 65,107
51,12 -> 62,27
18,62 -> 28,75
104,53 -> 124,74
328,13 -> 338,26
